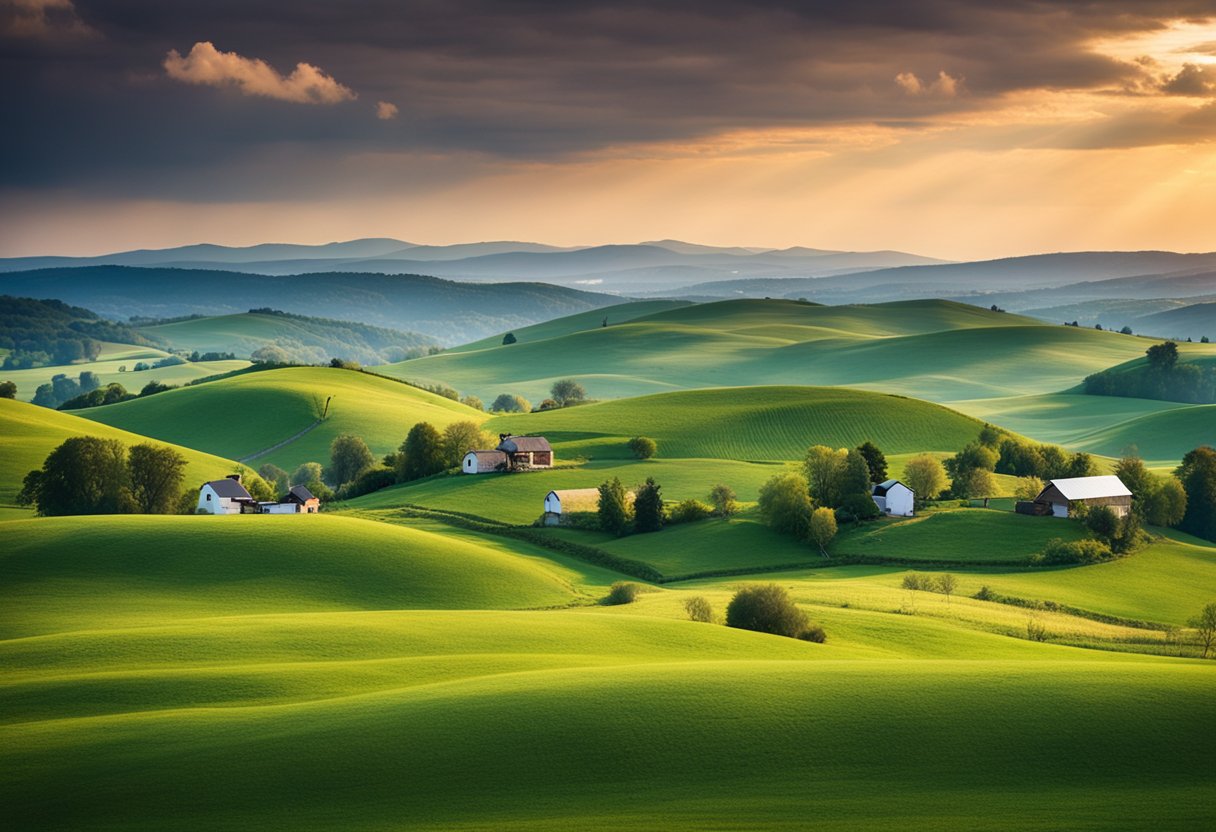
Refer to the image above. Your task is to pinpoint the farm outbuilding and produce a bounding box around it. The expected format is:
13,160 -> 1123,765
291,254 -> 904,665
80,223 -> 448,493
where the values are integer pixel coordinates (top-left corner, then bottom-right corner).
1029,475 -> 1132,519
260,485 -> 320,514
543,488 -> 602,525
871,479 -> 915,517
497,435 -> 553,470
462,450 -> 509,474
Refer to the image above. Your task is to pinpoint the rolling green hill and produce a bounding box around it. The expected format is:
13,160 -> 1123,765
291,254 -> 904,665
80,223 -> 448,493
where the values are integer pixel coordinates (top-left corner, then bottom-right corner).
139,310 -> 440,365
1067,404 -> 1216,464
74,366 -> 485,471
0,514 -> 579,637
1,341 -> 250,402
377,298 -> 1166,405
487,386 -> 988,461
2,512 -> 1212,829
0,398 -> 241,506
447,299 -> 695,353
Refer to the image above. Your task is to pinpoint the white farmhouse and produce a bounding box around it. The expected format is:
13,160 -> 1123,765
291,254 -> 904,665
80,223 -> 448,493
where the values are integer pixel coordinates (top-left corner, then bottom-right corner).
197,475 -> 257,514
871,479 -> 915,517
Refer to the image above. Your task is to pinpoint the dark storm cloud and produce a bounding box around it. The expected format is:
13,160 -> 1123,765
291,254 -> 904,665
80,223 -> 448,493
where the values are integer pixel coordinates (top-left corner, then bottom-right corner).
2,0 -> 1214,199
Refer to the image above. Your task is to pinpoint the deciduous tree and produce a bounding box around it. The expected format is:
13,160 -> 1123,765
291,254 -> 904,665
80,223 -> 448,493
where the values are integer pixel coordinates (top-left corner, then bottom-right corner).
758,472 -> 813,540
808,507 -> 837,556
328,434 -> 376,486
127,443 -> 187,514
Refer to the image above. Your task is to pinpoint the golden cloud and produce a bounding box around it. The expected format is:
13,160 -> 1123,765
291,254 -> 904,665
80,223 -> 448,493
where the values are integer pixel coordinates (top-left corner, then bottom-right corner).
163,41 -> 356,105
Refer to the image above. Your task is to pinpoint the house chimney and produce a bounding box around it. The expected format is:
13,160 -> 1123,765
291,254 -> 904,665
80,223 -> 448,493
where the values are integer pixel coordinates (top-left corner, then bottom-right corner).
227,473 -> 242,483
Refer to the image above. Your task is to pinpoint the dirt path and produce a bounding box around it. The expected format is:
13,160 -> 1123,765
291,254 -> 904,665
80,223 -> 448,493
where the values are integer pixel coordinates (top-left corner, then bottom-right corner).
237,419 -> 323,463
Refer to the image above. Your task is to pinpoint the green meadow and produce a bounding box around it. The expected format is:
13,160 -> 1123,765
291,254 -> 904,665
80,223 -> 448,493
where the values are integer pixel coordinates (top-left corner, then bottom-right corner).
4,296 -> 1216,830
0,398 -> 238,506
74,365 -> 484,469
2,340 -> 250,401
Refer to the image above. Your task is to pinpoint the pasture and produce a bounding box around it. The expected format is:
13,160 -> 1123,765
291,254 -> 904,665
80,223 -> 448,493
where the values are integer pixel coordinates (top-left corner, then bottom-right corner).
0,398 -> 239,506
74,366 -> 484,470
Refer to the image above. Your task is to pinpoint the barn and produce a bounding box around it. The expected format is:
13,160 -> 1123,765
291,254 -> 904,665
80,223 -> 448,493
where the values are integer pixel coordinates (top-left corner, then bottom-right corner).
543,488 -> 602,525
1030,475 -> 1132,518
871,479 -> 915,517
261,485 -> 320,514
497,435 -> 553,469
462,449 -> 508,474
197,475 -> 257,514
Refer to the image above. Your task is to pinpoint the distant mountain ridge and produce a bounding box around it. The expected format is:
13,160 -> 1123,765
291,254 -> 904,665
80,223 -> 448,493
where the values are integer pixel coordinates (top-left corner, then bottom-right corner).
0,238 -> 949,293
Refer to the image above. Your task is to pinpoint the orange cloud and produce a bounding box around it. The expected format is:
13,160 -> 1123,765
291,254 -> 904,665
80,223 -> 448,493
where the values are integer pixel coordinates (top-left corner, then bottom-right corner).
163,41 -> 356,105
376,101 -> 399,120
895,70 -> 962,97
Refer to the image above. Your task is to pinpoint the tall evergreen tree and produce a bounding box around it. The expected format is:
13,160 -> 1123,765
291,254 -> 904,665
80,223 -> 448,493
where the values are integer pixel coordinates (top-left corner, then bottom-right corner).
856,441 -> 888,483
633,477 -> 664,533
597,477 -> 631,536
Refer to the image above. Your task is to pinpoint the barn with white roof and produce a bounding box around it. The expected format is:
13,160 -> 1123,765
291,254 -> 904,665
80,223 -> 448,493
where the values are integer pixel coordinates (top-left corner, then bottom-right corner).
1031,475 -> 1132,519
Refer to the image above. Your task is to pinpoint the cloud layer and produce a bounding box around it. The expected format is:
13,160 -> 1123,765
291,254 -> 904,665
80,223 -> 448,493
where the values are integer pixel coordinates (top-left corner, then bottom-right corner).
163,41 -> 355,104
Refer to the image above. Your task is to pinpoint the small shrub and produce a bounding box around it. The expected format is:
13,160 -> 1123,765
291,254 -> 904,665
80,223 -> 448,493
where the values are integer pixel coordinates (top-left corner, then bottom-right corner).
502,332 -> 517,345
669,498 -> 712,524
799,625 -> 827,643
684,596 -> 714,623
1038,537 -> 1113,565
1026,615 -> 1050,642
726,584 -> 817,640
628,436 -> 657,459
708,483 -> 738,517
604,581 -> 643,605
974,585 -> 996,601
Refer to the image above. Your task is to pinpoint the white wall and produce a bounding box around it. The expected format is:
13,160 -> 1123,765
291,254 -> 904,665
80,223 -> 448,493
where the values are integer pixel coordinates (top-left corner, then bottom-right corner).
197,484 -> 242,515
544,493 -> 561,514
462,453 -> 478,474
885,484 -> 915,517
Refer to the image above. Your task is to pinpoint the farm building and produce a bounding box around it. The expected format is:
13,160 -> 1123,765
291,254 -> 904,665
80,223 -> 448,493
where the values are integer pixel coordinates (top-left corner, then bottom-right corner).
543,488 -> 602,525
871,479 -> 914,517
1024,475 -> 1132,519
198,476 -> 321,515
497,434 -> 553,469
462,450 -> 508,474
260,485 -> 320,514
197,475 -> 257,514
463,435 -> 553,474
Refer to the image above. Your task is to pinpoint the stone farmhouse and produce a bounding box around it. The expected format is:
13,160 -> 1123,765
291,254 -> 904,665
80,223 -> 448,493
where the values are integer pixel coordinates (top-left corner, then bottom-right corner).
463,434 -> 553,474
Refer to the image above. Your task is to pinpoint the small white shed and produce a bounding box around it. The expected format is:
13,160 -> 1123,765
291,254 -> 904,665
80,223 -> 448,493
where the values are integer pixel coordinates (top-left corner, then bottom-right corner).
462,450 -> 508,474
872,479 -> 915,517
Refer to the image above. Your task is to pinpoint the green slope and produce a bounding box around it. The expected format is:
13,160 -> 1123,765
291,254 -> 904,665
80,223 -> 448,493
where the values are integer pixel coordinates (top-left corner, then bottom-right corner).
0,399 -> 240,506
447,299 -> 695,353
376,298 -> 1162,404
139,311 -> 437,364
2,617 -> 1210,829
1067,404 -> 1216,465
1,340 -> 249,402
0,514 -> 578,637
74,366 -> 484,471
487,386 -> 987,461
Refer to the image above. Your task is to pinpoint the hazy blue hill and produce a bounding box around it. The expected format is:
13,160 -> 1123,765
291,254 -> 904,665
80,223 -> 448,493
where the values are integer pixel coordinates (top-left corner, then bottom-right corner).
0,238 -> 416,271
1130,301 -> 1216,341
0,266 -> 622,344
661,252 -> 1216,302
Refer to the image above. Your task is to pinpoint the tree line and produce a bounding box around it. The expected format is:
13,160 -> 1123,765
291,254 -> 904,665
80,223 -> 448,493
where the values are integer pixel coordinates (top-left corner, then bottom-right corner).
0,295 -> 153,370
1084,341 -> 1216,404
17,437 -> 276,516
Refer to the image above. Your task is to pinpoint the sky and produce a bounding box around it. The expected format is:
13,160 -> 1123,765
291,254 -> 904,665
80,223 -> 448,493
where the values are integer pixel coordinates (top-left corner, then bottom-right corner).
2,0 -> 1216,260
